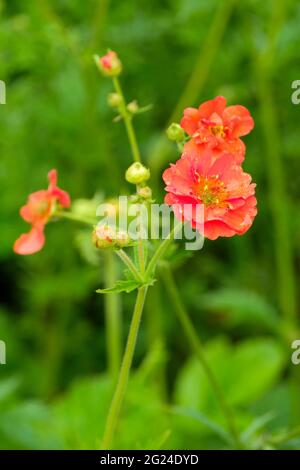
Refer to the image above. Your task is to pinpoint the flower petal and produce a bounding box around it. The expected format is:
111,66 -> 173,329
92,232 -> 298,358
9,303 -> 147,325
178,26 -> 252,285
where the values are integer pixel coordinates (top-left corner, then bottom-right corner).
13,226 -> 45,255
197,96 -> 227,119
180,108 -> 200,135
223,105 -> 254,137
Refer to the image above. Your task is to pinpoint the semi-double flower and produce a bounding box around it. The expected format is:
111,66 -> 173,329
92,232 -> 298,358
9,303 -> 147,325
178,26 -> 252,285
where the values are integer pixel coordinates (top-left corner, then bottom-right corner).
164,96 -> 257,239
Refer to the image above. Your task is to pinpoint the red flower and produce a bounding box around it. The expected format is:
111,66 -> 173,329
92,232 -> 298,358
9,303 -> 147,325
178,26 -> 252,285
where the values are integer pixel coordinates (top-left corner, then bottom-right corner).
14,170 -> 70,255
163,147 -> 257,240
180,96 -> 254,163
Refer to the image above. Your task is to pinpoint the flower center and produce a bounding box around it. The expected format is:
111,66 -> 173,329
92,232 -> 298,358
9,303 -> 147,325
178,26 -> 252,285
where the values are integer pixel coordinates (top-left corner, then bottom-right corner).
209,125 -> 226,138
33,200 -> 51,216
195,174 -> 228,207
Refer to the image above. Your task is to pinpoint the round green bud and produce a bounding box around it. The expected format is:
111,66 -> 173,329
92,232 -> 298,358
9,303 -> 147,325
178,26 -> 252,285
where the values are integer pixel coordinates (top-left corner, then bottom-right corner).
125,162 -> 150,185
127,100 -> 139,114
93,225 -> 131,249
137,186 -> 152,199
166,122 -> 185,142
107,93 -> 122,108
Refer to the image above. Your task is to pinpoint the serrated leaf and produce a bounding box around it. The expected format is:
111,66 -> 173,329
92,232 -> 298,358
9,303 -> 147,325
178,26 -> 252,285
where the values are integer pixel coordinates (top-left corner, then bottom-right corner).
96,277 -> 156,294
96,279 -> 142,294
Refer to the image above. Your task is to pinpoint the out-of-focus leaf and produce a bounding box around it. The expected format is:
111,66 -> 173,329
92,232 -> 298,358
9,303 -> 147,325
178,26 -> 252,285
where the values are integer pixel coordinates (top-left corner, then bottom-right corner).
168,405 -> 232,445
174,337 -> 286,415
202,289 -> 280,333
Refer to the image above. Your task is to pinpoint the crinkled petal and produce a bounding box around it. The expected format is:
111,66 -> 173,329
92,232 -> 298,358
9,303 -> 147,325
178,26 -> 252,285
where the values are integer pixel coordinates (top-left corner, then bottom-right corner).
180,108 -> 201,135
197,96 -> 227,119
223,105 -> 254,137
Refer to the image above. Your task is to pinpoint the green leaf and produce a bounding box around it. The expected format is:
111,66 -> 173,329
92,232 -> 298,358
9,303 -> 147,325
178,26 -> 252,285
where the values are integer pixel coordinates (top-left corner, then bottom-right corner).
202,289 -> 280,333
168,406 -> 232,445
96,278 -> 156,294
174,337 -> 286,415
96,279 -> 142,294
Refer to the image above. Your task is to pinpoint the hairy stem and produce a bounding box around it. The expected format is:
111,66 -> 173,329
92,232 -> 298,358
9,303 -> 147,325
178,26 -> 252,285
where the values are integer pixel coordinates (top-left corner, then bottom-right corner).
115,249 -> 144,282
113,77 -> 141,163
101,286 -> 148,449
104,251 -> 122,382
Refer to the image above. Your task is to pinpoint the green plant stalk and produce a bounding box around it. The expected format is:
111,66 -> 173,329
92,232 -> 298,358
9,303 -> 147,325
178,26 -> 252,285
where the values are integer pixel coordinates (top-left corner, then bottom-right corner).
55,210 -> 96,226
101,172 -> 174,448
101,286 -> 148,449
268,425 -> 300,446
145,222 -> 182,277
101,74 -> 147,449
113,77 -> 141,163
104,250 -> 122,383
115,249 -> 144,282
255,0 -> 296,322
160,264 -> 243,449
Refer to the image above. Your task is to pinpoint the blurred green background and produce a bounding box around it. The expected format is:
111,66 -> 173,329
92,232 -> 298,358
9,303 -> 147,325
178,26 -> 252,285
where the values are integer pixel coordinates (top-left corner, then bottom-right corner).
1,0 -> 300,450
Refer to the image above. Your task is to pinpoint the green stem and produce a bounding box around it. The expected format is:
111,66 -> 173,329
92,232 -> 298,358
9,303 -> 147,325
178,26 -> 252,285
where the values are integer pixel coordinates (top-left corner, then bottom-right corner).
55,210 -> 96,226
115,249 -> 143,282
145,222 -> 182,278
254,1 -> 296,322
160,264 -> 243,449
101,286 -> 148,449
104,251 -> 122,383
112,77 -> 141,163
268,425 -> 300,446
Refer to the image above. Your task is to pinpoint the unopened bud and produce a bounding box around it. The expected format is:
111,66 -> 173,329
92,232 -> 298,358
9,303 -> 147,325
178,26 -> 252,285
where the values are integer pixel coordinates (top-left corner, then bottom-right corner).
107,93 -> 122,108
166,122 -> 185,142
94,51 -> 122,77
137,186 -> 152,200
125,162 -> 150,185
127,100 -> 139,114
93,224 -> 131,249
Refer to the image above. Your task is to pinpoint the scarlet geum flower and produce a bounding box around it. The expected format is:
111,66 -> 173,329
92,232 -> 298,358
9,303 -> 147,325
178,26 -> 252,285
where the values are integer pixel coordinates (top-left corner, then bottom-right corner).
180,96 -> 254,163
163,148 -> 257,240
14,169 -> 70,255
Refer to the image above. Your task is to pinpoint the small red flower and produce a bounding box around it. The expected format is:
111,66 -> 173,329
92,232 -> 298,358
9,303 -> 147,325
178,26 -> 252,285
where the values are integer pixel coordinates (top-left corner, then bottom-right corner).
14,169 -> 70,255
163,147 -> 257,240
180,96 -> 254,163
100,51 -> 117,70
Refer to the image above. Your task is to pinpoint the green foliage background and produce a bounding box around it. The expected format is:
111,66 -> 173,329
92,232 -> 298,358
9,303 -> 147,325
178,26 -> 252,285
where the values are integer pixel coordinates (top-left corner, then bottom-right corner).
0,0 -> 300,449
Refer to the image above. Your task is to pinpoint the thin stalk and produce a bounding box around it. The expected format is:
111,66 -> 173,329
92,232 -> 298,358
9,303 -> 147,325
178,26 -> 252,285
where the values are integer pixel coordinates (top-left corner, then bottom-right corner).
268,425 -> 300,446
101,286 -> 148,449
104,251 -> 122,382
55,210 -> 96,226
145,222 -> 182,278
254,0 -> 296,322
160,264 -> 243,449
113,77 -> 141,163
115,249 -> 144,282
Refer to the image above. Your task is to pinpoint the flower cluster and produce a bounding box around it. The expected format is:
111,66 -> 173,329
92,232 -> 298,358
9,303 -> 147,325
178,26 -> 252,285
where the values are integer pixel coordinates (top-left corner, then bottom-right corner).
163,96 -> 257,240
14,170 -> 70,255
